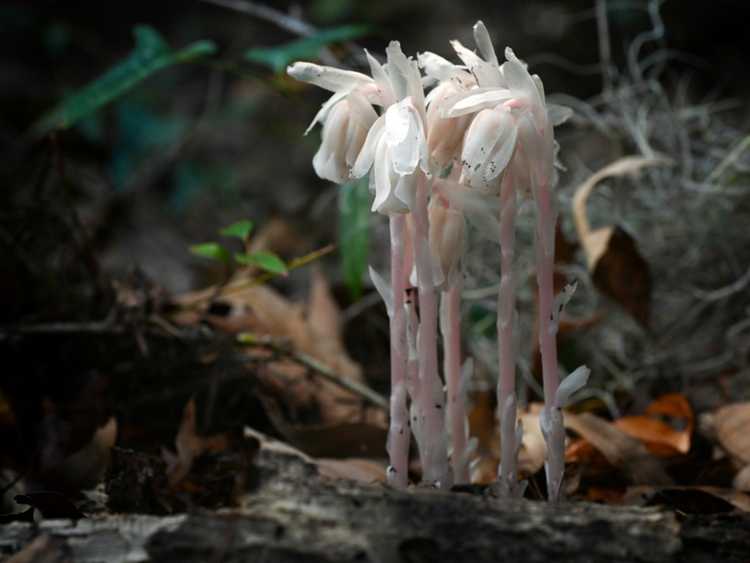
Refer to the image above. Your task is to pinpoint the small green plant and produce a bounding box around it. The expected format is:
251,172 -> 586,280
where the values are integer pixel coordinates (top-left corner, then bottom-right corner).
190,219 -> 288,276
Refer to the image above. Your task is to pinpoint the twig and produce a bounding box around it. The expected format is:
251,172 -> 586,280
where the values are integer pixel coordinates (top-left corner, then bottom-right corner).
175,244 -> 336,310
236,332 -> 389,410
199,0 -> 340,66
200,0 -> 316,36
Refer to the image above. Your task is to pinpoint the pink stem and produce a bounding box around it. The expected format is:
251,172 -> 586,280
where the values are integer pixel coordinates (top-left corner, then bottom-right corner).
534,181 -> 564,502
387,214 -> 410,489
442,282 -> 468,484
497,171 -> 521,495
411,173 -> 449,488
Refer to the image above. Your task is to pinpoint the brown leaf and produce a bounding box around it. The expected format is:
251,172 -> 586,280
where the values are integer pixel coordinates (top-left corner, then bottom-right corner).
572,156 -> 670,327
43,417 -> 118,492
166,399 -> 229,487
615,393 -> 694,457
317,458 -> 386,484
564,412 -> 671,485
715,402 -> 750,465
733,465 -> 750,492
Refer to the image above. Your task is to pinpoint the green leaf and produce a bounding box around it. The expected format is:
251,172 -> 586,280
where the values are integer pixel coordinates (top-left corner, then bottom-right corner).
339,177 -> 370,299
220,219 -> 254,240
235,251 -> 288,275
32,25 -> 217,137
190,242 -> 231,264
245,24 -> 370,73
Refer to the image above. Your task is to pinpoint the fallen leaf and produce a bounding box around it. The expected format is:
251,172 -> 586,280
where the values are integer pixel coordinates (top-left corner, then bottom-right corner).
564,412 -> 671,485
733,464 -> 750,492
317,458 -> 386,484
165,399 -> 229,487
572,156 -> 670,327
615,393 -> 694,457
42,417 -> 118,492
714,402 -> 750,464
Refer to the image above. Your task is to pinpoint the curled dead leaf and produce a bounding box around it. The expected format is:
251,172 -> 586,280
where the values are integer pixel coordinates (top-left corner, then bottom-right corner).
615,393 -> 694,457
564,412 -> 671,486
572,156 -> 670,327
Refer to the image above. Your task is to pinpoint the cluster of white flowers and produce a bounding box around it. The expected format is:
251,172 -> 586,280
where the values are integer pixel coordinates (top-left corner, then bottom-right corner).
289,21 -> 585,498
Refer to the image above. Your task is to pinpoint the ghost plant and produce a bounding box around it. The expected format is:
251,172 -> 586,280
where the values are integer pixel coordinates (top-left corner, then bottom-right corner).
289,21 -> 588,500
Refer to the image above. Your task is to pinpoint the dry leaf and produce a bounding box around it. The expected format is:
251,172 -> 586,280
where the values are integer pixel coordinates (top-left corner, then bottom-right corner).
317,458 -> 386,484
572,156 -> 670,327
44,417 -> 118,492
714,402 -> 750,464
165,399 -> 229,487
518,404 -> 547,477
733,464 -> 750,492
615,393 -> 694,457
467,390 -> 499,484
564,412 -> 671,485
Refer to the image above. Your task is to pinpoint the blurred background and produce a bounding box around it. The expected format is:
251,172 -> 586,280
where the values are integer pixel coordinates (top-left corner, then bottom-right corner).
2,0 -> 750,492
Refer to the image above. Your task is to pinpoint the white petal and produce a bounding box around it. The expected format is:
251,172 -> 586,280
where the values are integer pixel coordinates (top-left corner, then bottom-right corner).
368,265 -> 393,317
548,103 -> 573,127
386,100 -> 425,176
287,61 -> 372,92
473,21 -> 498,66
371,139 -> 408,214
446,88 -> 514,117
555,365 -> 590,408
418,51 -> 462,81
304,90 -> 348,135
386,41 -> 424,108
312,102 -> 350,182
484,112 -> 518,182
450,40 -> 504,88
365,50 -> 396,107
460,108 -> 504,187
346,90 -> 378,130
394,171 -> 417,211
351,115 -> 385,178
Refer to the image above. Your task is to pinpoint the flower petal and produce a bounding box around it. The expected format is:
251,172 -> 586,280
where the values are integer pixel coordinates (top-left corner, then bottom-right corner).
351,114 -> 385,178
418,51 -> 462,82
287,61 -> 372,92
445,87 -> 514,117
304,89 -> 348,134
365,50 -> 396,108
473,21 -> 498,66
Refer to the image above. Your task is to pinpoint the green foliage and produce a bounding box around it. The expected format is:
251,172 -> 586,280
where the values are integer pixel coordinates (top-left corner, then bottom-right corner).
245,25 -> 370,72
190,242 -> 231,264
32,25 -> 216,137
235,251 -> 288,275
220,220 -> 254,241
339,177 -> 370,299
191,220 -> 287,277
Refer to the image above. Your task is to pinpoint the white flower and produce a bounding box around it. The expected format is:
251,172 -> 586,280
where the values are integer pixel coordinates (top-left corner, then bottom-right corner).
287,62 -> 381,184
435,23 -> 572,193
350,42 -> 430,215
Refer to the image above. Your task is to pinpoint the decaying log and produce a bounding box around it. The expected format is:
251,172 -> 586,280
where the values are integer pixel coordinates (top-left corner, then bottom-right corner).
2,438 -> 749,562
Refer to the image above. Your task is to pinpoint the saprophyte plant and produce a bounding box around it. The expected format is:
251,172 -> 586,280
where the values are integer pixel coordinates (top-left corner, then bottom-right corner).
288,21 -> 589,500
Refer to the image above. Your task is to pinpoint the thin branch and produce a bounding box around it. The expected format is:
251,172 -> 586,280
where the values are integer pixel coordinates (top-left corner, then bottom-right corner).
237,332 -> 389,410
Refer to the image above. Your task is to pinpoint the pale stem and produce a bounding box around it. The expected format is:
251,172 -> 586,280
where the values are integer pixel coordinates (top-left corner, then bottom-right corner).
534,181 -> 564,502
497,172 -> 520,495
387,214 -> 410,489
441,281 -> 468,485
411,173 -> 449,488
